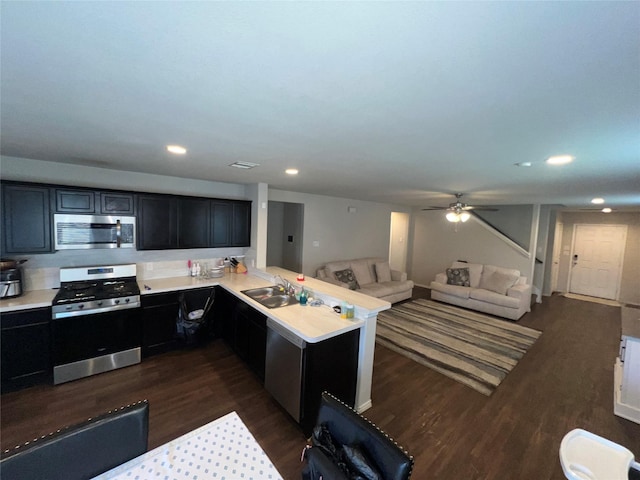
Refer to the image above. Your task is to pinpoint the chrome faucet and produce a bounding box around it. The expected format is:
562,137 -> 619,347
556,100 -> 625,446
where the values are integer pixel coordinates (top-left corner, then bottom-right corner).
274,275 -> 295,295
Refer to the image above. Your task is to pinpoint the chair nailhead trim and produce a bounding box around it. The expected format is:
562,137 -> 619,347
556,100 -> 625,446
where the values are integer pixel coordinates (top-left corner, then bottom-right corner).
2,399 -> 148,455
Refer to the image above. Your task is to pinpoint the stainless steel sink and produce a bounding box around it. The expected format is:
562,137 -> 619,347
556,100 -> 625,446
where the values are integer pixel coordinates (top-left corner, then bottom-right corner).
241,286 -> 299,309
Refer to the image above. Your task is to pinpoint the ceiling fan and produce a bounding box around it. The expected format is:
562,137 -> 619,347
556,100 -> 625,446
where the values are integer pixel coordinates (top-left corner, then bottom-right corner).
422,193 -> 497,223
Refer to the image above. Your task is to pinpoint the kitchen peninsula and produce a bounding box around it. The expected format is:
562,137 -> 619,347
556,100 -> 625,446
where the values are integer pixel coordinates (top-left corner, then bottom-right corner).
0,266 -> 390,431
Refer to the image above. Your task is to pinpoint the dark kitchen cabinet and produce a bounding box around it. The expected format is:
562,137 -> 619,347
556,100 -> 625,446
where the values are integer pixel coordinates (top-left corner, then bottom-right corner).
214,286 -> 236,343
141,291 -> 180,357
299,328 -> 359,435
247,308 -> 267,380
231,201 -> 251,246
1,307 -> 52,393
1,183 -> 52,254
215,288 -> 266,381
210,200 -> 251,248
210,201 -> 232,247
55,189 -> 96,213
100,192 -> 135,215
55,188 -> 134,215
137,195 -> 178,250
178,198 -> 210,248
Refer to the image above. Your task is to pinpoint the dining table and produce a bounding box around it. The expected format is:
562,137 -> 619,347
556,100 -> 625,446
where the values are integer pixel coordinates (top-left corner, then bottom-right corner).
92,411 -> 283,480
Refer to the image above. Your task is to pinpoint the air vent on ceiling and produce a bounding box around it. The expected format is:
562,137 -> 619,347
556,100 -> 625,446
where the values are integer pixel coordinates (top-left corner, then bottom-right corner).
229,161 -> 260,169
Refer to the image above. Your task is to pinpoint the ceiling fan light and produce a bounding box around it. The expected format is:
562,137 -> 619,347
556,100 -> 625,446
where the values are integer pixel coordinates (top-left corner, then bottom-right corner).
459,212 -> 471,222
546,155 -> 574,165
446,212 -> 460,222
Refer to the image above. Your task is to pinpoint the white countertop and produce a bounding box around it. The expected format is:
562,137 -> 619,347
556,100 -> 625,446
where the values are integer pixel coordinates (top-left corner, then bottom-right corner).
0,288 -> 57,312
0,267 -> 391,344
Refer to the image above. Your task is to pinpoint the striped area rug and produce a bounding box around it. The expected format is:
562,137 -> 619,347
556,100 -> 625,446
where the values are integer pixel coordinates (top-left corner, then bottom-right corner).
376,299 -> 541,396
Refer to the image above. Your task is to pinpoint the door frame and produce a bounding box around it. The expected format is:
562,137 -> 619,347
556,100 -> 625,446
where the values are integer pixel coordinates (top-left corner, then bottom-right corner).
568,223 -> 627,300
550,221 -> 563,293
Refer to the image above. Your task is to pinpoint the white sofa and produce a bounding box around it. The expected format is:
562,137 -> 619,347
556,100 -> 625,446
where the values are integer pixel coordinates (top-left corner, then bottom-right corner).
429,261 -> 532,320
316,257 -> 414,303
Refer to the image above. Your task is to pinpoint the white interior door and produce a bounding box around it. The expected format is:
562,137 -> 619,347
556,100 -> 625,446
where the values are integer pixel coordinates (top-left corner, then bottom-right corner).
389,212 -> 409,272
569,224 -> 627,300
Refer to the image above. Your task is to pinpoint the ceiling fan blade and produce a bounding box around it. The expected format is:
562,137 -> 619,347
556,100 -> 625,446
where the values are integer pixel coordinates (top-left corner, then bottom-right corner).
465,206 -> 498,211
421,206 -> 448,210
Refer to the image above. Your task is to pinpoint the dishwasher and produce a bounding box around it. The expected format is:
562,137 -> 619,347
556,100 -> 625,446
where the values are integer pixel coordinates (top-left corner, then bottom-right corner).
265,318 -> 306,422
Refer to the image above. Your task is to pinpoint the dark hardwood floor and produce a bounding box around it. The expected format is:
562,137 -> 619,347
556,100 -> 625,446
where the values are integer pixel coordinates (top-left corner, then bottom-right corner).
2,288 -> 639,479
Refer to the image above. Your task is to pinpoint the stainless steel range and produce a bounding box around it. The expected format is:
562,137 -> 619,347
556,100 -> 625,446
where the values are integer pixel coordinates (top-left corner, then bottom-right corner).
51,264 -> 142,385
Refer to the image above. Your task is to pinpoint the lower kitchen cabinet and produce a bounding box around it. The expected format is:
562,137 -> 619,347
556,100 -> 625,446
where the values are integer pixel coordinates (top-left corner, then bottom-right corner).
141,291 -> 179,357
300,329 -> 359,435
1,307 -> 52,393
236,302 -> 267,380
214,287 -> 267,381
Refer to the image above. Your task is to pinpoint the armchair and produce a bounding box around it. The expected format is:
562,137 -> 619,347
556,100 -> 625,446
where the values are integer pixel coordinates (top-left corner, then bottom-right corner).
302,392 -> 413,480
0,400 -> 149,480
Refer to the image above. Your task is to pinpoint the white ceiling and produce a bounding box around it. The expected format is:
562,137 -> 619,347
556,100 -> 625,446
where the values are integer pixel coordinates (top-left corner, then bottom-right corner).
1,2 -> 639,210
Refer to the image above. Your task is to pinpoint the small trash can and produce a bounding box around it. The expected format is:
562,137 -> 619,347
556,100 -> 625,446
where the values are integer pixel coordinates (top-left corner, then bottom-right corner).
559,428 -> 638,480
176,288 -> 215,346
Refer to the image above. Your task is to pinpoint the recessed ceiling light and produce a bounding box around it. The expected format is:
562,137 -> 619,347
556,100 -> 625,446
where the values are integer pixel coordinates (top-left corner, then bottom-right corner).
229,161 -> 260,169
545,155 -> 574,165
514,162 -> 532,167
591,197 -> 605,204
166,145 -> 187,155
285,168 -> 299,175
602,208 -> 612,213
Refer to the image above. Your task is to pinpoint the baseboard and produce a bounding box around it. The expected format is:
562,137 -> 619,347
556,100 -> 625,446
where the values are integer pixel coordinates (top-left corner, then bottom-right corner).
356,399 -> 372,413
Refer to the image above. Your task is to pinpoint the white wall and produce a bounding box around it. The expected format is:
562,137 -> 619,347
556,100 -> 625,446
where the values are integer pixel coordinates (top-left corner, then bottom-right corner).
409,209 -> 533,287
267,202 -> 285,267
268,189 -> 410,276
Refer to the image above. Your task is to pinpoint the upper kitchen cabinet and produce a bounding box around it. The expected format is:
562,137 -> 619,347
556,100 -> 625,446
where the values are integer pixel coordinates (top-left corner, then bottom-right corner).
210,200 -> 251,247
178,197 -> 210,249
137,195 -> 178,250
210,201 -> 232,247
55,188 -> 96,213
231,201 -> 251,247
55,188 -> 135,215
1,183 -> 52,254
100,192 -> 135,215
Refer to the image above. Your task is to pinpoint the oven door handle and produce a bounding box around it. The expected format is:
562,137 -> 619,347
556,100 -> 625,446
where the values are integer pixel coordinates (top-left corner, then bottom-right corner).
116,219 -> 122,248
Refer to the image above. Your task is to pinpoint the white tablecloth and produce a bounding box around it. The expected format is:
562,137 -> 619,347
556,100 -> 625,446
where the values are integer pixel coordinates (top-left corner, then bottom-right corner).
92,411 -> 283,480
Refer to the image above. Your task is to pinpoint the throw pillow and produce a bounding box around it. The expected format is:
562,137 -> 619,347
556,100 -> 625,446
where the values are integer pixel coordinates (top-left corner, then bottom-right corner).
375,262 -> 392,283
334,268 -> 360,290
479,271 -> 519,295
446,267 -> 470,287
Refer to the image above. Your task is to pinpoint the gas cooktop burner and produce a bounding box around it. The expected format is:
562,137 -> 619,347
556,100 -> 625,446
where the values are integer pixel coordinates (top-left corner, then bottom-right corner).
63,281 -> 98,291
52,264 -> 141,318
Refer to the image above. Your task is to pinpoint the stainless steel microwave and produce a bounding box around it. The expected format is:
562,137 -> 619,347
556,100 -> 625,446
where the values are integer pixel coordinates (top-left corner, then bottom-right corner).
54,214 -> 136,250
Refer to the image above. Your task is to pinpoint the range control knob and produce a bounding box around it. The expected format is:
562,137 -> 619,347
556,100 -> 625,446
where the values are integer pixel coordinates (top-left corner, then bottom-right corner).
125,298 -> 130,303
78,304 -> 85,309
114,299 -> 120,304
97,301 -> 103,306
